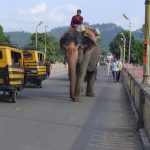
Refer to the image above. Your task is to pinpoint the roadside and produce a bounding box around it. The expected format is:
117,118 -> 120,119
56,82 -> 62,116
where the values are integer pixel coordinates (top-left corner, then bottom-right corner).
51,62 -> 68,77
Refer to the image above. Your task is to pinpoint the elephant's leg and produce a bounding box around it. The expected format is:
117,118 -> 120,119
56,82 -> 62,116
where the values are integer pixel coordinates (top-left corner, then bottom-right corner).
86,71 -> 95,97
75,52 -> 92,101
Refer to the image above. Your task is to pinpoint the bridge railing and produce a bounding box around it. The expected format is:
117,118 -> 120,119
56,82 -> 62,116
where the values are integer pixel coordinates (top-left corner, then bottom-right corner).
122,64 -> 150,148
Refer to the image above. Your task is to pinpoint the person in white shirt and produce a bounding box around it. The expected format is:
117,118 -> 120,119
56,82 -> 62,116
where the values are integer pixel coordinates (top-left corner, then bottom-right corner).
117,59 -> 122,82
111,57 -> 119,83
106,59 -> 111,76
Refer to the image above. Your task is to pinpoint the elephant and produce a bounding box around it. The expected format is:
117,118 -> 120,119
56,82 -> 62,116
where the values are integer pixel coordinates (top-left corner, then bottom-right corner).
60,28 -> 100,102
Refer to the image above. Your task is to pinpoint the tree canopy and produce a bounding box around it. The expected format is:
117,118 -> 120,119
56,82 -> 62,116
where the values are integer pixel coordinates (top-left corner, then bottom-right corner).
109,31 -> 143,64
0,25 -> 10,45
26,33 -> 63,63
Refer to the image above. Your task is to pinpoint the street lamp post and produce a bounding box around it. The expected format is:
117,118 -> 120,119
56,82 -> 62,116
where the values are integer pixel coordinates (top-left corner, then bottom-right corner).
119,45 -> 123,63
36,21 -> 43,49
45,26 -> 48,54
123,14 -> 131,63
120,33 -> 126,65
143,0 -> 150,84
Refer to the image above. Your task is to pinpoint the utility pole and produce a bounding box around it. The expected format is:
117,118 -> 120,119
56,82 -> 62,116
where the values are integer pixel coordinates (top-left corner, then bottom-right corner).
45,26 -> 48,54
120,33 -> 126,65
35,21 -> 43,49
143,0 -> 150,84
123,14 -> 131,63
119,45 -> 123,63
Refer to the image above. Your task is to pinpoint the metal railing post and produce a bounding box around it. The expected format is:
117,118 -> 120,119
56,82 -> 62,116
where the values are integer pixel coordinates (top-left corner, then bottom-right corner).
143,0 -> 150,84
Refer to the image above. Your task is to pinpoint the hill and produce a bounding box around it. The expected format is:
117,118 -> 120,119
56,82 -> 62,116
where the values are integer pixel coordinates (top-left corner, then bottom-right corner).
47,23 -> 123,49
4,23 -> 144,50
48,26 -> 69,40
92,23 -> 123,49
49,23 -> 144,49
5,31 -> 31,48
132,29 -> 144,41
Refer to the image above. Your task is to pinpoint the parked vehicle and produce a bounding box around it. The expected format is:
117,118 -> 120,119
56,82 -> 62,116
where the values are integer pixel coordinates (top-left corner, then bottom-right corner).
23,49 -> 47,88
0,46 -> 24,103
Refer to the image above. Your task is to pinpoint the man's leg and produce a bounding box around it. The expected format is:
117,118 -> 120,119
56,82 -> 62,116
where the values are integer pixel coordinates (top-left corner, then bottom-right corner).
112,71 -> 116,82
117,70 -> 120,82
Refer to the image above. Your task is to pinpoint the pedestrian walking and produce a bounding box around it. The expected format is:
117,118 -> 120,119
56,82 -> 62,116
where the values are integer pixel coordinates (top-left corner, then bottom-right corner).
106,59 -> 111,76
45,59 -> 52,78
111,57 -> 119,83
117,59 -> 122,82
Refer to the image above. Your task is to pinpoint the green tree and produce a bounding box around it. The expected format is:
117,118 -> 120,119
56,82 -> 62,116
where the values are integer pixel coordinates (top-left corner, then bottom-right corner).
109,31 -> 143,63
0,25 -> 10,44
133,40 -> 144,64
109,31 -> 137,62
5,31 -> 31,48
26,33 -> 62,63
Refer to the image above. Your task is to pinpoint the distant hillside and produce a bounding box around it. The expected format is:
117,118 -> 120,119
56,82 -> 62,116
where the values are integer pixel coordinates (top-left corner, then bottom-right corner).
132,28 -> 144,41
4,23 -> 144,50
48,26 -> 69,40
92,23 -> 123,49
5,31 -> 31,48
47,23 -> 123,49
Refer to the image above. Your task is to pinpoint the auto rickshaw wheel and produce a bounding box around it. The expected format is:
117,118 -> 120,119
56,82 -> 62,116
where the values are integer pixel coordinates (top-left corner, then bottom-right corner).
11,90 -> 18,103
36,80 -> 42,88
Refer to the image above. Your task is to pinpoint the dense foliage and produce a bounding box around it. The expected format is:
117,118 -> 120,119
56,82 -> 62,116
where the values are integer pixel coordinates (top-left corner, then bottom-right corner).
133,40 -> 144,64
0,25 -> 10,44
4,23 -> 144,51
26,33 -> 63,63
109,31 -> 144,64
5,31 -> 31,48
2,23 -> 144,64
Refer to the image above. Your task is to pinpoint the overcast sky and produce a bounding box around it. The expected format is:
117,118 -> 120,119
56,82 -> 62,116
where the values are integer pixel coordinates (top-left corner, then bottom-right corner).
0,0 -> 145,32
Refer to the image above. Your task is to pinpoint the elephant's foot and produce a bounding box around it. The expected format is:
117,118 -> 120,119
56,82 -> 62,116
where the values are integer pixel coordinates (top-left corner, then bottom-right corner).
71,97 -> 80,102
86,92 -> 95,97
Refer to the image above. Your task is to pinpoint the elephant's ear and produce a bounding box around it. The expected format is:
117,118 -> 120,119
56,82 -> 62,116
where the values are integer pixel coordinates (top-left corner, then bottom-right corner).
83,29 -> 97,46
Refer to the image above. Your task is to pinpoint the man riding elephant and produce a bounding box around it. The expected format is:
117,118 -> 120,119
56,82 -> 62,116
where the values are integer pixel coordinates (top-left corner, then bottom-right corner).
70,9 -> 86,32
71,9 -> 83,29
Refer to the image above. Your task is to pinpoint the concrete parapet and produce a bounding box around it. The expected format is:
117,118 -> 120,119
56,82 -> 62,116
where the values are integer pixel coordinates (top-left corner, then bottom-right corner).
51,62 -> 68,77
122,67 -> 150,150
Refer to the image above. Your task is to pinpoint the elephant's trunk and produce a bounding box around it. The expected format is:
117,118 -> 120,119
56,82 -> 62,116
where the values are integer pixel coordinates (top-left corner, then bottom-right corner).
68,59 -> 76,101
65,42 -> 78,101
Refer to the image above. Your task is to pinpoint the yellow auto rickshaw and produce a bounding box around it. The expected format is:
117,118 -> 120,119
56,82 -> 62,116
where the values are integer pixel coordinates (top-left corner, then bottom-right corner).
23,49 -> 47,88
0,46 -> 24,103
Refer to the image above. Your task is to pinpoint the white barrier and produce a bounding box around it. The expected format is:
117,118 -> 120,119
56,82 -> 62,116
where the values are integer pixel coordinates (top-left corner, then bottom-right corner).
51,62 -> 68,77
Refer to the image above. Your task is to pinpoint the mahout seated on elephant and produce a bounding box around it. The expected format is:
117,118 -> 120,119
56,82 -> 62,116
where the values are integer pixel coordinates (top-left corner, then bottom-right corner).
60,27 -> 100,102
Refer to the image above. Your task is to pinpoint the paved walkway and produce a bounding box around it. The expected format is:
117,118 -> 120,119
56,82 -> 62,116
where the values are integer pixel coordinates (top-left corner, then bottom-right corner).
71,66 -> 143,150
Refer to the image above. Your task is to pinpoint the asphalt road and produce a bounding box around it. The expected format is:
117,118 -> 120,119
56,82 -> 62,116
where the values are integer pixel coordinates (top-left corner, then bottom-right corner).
0,66 -> 143,150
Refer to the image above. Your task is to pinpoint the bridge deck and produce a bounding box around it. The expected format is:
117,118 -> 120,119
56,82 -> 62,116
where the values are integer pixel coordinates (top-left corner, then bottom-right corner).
71,66 -> 143,150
